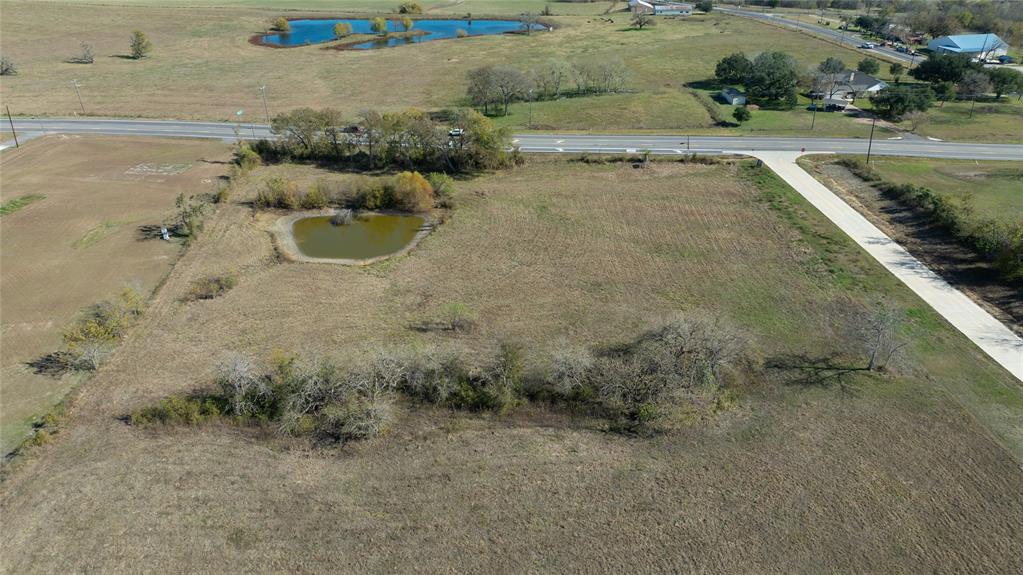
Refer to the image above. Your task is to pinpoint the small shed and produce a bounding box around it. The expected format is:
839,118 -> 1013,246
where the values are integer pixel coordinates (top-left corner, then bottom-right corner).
720,87 -> 746,106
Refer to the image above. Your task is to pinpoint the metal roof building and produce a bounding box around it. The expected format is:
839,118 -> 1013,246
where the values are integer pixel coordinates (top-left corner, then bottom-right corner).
927,34 -> 1008,59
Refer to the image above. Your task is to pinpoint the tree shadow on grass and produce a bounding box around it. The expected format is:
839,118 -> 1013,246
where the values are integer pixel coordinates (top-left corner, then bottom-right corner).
765,353 -> 869,395
26,351 -> 78,378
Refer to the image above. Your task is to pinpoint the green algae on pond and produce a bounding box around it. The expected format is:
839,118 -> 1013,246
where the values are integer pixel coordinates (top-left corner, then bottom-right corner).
291,213 -> 425,260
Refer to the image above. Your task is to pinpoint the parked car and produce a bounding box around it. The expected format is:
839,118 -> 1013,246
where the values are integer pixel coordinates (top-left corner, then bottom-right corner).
998,55 -> 1017,64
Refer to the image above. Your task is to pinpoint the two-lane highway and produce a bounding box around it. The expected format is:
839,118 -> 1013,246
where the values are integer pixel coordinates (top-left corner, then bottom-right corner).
6,118 -> 1023,161
717,6 -> 915,66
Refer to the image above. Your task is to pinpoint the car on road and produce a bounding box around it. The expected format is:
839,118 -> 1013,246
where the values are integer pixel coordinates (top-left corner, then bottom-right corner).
859,42 -> 876,49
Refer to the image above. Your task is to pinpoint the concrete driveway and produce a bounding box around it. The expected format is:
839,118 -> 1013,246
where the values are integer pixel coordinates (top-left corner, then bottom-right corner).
750,151 -> 1022,382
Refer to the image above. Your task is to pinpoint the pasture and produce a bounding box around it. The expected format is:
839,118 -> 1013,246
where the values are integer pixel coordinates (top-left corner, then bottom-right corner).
0,135 -> 230,453
2,149 -> 1021,572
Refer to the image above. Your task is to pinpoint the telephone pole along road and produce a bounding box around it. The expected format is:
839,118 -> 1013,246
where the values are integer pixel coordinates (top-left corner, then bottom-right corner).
2,118 -> 1021,380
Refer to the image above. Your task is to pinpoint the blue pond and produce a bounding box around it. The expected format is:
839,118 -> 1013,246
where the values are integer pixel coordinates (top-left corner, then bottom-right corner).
261,18 -> 543,49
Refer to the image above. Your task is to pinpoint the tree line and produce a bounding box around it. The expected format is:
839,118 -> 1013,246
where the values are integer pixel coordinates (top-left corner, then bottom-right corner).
255,107 -> 513,173
466,59 -> 628,116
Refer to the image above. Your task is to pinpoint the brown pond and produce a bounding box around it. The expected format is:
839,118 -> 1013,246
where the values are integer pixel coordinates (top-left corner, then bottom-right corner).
291,213 -> 425,260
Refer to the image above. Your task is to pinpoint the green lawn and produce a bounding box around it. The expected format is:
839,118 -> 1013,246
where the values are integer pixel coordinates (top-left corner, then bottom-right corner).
867,157 -> 1023,221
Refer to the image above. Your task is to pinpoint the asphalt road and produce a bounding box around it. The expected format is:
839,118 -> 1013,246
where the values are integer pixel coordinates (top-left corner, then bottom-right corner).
6,118 -> 1023,160
717,7 -> 916,66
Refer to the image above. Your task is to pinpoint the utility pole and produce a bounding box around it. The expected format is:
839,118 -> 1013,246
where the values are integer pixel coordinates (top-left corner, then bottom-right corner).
865,115 -> 877,164
6,105 -> 19,148
71,79 -> 85,114
259,84 -> 270,125
527,89 -> 533,129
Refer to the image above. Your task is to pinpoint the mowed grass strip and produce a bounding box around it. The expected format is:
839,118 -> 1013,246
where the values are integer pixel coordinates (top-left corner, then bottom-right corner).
0,194 -> 45,216
866,156 -> 1023,221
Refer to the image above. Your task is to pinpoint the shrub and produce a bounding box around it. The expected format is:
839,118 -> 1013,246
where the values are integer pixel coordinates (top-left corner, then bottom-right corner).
129,30 -> 152,59
331,208 -> 354,226
233,144 -> 261,172
425,172 -> 455,198
398,2 -> 423,14
350,177 -> 393,210
456,28 -> 468,38
130,395 -> 223,426
186,274 -> 237,301
271,17 -> 290,32
255,177 -> 300,209
333,22 -> 353,39
391,171 -> 434,213
301,183 -> 329,209
0,55 -> 16,76
62,287 -> 145,370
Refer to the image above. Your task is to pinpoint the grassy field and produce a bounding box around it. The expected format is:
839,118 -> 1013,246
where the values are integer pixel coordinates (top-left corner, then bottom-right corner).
6,0 -> 1018,140
867,156 -> 1023,221
0,135 -> 230,454
1,143 -> 1021,571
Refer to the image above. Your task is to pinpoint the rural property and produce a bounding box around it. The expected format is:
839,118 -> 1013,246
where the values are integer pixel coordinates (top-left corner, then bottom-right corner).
1,0 -> 1021,573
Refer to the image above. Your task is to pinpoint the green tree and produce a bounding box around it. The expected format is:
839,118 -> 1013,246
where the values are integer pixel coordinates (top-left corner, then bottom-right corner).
932,81 -> 955,107
857,58 -> 880,75
818,57 -> 846,74
889,63 -> 904,83
398,1 -> 423,13
370,16 -> 389,35
909,53 -> 979,84
746,52 -> 799,108
714,52 -> 753,85
271,17 -> 290,32
985,67 -> 1023,99
732,106 -> 751,124
129,30 -> 152,59
333,22 -> 353,39
401,16 -> 414,32
696,0 -> 714,12
870,85 -> 934,119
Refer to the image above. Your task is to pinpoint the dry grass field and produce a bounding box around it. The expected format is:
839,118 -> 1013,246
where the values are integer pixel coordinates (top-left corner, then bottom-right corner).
2,149 -> 1021,572
0,1 -> 957,137
0,135 -> 230,453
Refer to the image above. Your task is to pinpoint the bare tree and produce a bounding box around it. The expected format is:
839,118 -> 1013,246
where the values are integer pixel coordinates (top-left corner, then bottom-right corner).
466,66 -> 498,115
904,110 -> 927,132
530,59 -> 570,100
521,12 -> 539,35
632,13 -> 655,30
490,66 -> 533,115
861,303 -> 905,372
71,41 -> 94,64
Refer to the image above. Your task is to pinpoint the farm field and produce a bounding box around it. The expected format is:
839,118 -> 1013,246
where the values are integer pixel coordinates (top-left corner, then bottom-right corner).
4,0 -> 1019,141
0,135 -> 230,453
1,147 -> 1021,572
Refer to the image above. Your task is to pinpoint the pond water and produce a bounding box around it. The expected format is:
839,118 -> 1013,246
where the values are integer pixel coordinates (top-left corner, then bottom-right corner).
291,213 -> 425,260
261,18 -> 543,48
